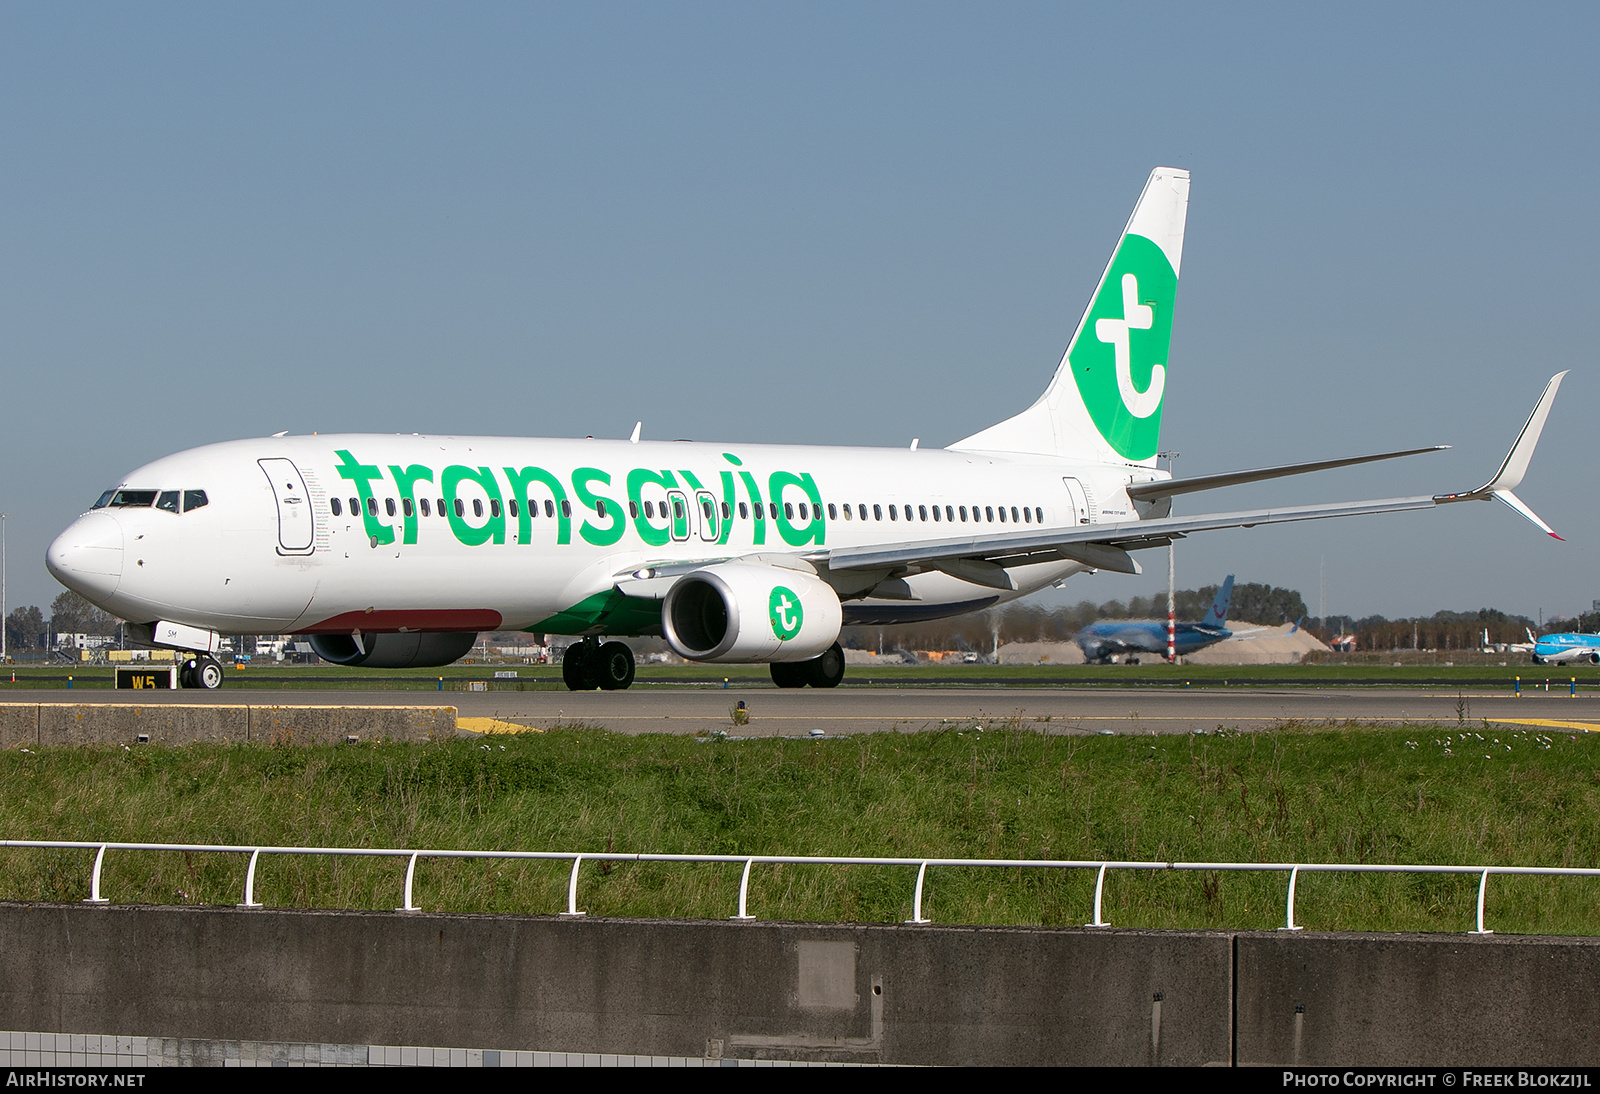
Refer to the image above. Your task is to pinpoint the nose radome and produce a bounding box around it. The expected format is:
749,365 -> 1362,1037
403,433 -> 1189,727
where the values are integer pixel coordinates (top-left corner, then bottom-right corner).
46,512 -> 124,600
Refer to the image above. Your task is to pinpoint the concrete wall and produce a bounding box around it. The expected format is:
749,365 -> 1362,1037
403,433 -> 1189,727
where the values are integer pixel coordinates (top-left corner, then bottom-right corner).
1236,932 -> 1600,1066
0,704 -> 455,745
0,904 -> 1228,1066
5,903 -> 1600,1065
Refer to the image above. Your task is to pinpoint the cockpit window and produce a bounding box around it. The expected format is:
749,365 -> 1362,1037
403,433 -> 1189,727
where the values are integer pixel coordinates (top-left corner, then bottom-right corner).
91,490 -> 116,510
108,490 -> 158,508
183,490 -> 208,513
156,491 -> 181,513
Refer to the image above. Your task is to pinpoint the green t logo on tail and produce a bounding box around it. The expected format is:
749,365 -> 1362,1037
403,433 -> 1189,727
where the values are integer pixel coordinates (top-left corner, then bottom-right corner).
1069,233 -> 1177,461
769,586 -> 803,640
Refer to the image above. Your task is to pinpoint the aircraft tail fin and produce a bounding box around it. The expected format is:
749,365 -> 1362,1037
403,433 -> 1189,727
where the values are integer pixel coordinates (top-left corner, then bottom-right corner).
1204,575 -> 1235,627
950,167 -> 1190,465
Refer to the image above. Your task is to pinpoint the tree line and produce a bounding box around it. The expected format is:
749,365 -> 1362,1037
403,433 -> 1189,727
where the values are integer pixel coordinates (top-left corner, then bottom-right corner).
5,593 -> 119,652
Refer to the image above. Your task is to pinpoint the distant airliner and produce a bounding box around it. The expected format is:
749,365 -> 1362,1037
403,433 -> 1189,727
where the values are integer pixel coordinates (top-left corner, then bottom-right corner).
45,168 -> 1567,690
1076,575 -> 1238,664
1531,630 -> 1600,665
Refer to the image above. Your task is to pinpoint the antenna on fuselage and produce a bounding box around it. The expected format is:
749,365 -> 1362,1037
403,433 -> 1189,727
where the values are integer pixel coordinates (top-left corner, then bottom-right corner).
630,422 -> 642,444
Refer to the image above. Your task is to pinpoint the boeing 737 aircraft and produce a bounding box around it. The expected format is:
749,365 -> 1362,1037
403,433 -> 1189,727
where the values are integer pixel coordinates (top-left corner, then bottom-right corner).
1075,575 -> 1237,664
45,168 -> 1568,690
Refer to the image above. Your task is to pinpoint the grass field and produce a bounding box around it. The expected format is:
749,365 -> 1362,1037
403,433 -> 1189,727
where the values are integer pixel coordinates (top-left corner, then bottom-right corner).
4,723 -> 1600,935
2,661 -> 1595,691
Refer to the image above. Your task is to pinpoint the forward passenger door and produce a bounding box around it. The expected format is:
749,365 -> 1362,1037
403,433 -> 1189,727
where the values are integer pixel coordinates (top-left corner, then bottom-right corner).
259,458 -> 315,555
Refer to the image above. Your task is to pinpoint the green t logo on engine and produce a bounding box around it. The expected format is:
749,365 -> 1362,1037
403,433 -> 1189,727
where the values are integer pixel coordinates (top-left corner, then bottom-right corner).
769,586 -> 803,640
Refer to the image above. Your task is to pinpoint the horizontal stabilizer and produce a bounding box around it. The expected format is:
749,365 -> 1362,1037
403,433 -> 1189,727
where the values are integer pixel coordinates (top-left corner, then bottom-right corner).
1126,446 -> 1448,501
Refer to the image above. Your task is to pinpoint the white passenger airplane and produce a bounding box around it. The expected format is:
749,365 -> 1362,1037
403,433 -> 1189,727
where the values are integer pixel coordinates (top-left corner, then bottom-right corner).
46,168 -> 1567,691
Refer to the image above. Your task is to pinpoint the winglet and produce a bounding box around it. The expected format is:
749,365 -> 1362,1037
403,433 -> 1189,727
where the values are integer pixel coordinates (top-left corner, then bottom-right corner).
1479,371 -> 1567,495
1434,372 -> 1566,538
1495,489 -> 1563,539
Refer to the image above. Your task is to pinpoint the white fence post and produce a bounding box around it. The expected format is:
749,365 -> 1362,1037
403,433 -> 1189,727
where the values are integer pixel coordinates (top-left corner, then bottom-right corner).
905,861 -> 931,924
397,852 -> 421,912
562,856 -> 586,918
732,858 -> 756,921
238,849 -> 263,908
1472,869 -> 1494,935
1280,866 -> 1304,931
1085,863 -> 1110,927
83,844 -> 109,905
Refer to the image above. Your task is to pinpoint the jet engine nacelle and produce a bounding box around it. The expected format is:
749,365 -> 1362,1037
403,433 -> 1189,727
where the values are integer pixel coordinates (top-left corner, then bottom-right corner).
662,561 -> 842,663
309,631 -> 478,668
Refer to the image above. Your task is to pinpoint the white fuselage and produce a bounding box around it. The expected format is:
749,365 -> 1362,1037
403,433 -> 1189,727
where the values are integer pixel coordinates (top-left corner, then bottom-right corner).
46,434 -> 1160,638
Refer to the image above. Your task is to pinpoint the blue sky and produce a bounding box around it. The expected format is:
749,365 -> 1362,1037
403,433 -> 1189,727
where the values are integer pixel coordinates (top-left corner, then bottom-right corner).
3,3 -> 1595,621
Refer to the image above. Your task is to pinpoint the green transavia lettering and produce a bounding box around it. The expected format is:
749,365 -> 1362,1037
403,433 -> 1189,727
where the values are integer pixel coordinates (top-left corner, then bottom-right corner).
333,450 -> 826,550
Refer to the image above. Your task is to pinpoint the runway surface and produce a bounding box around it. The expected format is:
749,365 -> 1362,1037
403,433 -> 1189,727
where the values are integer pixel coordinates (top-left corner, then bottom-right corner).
5,686 -> 1598,736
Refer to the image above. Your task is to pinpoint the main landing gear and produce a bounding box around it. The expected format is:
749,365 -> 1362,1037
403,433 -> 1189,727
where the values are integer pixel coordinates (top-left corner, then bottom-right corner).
769,642 -> 845,689
558,639 -> 848,691
561,638 -> 636,691
179,655 -> 224,690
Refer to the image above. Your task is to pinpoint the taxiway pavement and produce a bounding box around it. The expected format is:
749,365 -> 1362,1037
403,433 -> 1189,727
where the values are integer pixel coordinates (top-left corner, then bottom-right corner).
3,686 -> 1596,737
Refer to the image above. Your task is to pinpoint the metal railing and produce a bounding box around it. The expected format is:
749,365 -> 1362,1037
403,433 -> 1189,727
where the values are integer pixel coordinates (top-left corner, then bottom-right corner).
5,839 -> 1599,934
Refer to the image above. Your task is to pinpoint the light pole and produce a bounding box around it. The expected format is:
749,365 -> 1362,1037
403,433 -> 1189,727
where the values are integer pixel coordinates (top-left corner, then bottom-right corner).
1157,454 -> 1179,662
1,512 -> 8,664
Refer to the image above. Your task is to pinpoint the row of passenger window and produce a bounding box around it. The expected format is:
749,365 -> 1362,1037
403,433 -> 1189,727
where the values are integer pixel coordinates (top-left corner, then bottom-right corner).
332,495 -> 797,524
329,493 -> 1045,529
332,496 -> 560,520
834,503 -> 1045,525
91,489 -> 209,513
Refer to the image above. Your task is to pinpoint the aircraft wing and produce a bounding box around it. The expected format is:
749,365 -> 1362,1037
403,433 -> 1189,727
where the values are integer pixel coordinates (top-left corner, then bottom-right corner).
823,372 -> 1566,581
616,374 -> 1565,593
821,495 -> 1437,580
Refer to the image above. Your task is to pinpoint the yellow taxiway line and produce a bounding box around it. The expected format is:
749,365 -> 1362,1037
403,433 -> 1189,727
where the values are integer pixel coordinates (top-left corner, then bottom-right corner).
457,717 -> 543,735
1486,718 -> 1600,732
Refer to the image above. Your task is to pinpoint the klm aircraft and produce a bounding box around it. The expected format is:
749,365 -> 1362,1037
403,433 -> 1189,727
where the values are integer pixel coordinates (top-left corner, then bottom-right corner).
1075,576 -> 1237,664
46,168 -> 1568,690
1531,631 -> 1600,665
